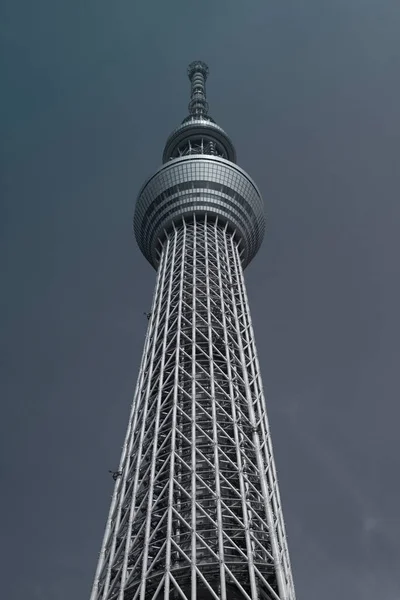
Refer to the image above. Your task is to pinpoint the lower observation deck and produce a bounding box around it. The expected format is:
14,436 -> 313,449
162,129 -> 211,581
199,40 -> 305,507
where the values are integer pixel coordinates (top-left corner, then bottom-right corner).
134,156 -> 265,269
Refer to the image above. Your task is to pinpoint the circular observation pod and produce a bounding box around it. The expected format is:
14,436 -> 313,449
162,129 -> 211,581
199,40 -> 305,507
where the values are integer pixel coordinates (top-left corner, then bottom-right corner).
134,155 -> 265,269
162,117 -> 237,163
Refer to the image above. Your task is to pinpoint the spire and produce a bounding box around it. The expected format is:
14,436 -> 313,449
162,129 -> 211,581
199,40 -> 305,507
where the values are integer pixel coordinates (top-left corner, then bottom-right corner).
187,61 -> 209,117
162,62 -> 237,163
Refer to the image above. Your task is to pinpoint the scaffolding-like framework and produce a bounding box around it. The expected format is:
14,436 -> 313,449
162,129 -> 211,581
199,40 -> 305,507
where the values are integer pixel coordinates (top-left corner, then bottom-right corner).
90,219 -> 294,600
89,62 -> 295,600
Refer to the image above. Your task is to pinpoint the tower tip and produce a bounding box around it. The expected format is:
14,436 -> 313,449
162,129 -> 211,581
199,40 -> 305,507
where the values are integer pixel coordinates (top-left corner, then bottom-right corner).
187,61 -> 209,80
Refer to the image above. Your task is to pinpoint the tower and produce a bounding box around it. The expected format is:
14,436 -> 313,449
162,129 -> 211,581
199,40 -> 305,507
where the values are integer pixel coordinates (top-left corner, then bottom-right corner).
90,62 -> 295,600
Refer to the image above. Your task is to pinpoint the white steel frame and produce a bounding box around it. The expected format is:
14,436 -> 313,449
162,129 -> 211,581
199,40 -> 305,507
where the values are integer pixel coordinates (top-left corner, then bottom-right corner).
90,217 -> 295,600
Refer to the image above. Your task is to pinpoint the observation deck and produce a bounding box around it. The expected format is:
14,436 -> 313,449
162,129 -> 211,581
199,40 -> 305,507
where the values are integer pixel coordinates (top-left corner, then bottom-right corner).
134,155 -> 265,269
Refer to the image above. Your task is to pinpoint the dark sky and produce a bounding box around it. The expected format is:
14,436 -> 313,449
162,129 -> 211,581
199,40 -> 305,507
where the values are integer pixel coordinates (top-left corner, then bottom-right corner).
1,1 -> 400,598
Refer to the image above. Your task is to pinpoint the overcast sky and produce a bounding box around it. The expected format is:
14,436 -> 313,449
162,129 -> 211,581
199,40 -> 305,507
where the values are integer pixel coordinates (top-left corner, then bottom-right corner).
1,1 -> 400,599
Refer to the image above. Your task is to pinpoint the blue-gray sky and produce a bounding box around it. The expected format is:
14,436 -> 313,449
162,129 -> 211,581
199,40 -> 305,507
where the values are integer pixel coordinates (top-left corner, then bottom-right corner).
1,1 -> 400,598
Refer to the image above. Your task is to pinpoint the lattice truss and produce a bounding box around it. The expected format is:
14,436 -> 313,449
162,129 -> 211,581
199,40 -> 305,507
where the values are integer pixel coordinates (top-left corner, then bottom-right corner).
91,218 -> 295,600
174,138 -> 225,159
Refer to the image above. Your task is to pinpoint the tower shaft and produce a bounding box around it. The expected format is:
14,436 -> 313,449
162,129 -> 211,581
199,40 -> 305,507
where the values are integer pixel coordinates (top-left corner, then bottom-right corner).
91,219 -> 294,600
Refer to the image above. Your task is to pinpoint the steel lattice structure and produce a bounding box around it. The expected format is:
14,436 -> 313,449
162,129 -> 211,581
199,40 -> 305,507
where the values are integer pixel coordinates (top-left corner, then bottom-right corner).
90,62 -> 295,600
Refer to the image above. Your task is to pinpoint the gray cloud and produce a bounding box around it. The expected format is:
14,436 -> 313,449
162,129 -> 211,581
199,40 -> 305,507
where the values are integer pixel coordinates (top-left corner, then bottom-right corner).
1,0 -> 400,598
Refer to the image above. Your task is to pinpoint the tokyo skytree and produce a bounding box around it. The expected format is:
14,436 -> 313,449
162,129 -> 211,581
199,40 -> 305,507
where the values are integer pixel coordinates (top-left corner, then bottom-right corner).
90,62 -> 295,600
